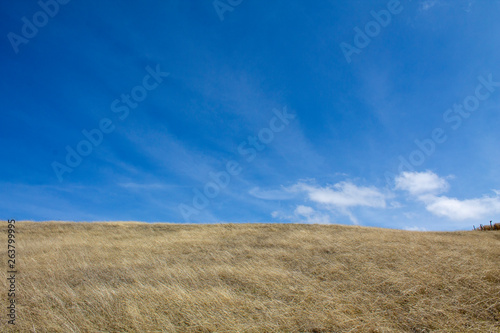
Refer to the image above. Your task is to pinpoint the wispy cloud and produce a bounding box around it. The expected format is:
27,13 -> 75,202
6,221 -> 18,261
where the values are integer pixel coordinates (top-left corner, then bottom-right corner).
118,182 -> 172,190
272,205 -> 333,224
248,187 -> 296,200
419,0 -> 439,11
267,180 -> 389,225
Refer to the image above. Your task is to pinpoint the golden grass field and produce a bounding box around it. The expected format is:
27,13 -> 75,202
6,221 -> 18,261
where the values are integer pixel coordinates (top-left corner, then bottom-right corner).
2,222 -> 499,332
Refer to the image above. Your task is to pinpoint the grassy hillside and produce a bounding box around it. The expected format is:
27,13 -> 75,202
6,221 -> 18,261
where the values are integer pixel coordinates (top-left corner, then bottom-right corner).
2,222 -> 499,332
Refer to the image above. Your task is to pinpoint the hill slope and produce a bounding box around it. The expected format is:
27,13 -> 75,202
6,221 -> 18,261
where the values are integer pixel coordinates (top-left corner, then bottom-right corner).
3,222 -> 500,332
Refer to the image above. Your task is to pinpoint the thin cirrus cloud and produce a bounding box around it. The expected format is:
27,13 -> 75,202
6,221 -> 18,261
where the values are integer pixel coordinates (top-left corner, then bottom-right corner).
395,171 -> 500,221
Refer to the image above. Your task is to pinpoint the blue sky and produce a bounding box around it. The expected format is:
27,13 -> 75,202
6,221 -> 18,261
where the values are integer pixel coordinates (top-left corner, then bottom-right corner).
2,0 -> 500,230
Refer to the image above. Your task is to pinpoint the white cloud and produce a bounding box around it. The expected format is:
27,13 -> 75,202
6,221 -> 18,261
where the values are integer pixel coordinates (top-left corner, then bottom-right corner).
396,171 -> 500,221
423,194 -> 500,220
291,181 -> 387,209
272,205 -> 332,224
294,205 -> 332,224
269,180 -> 390,225
404,226 -> 428,231
269,171 -> 500,227
294,205 -> 314,216
395,171 -> 449,196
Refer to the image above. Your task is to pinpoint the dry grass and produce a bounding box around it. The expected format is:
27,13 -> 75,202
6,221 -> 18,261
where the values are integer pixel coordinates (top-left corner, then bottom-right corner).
2,222 -> 500,332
